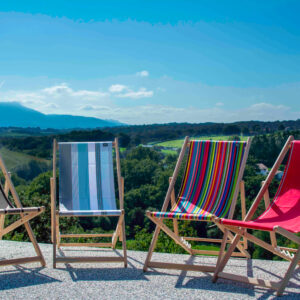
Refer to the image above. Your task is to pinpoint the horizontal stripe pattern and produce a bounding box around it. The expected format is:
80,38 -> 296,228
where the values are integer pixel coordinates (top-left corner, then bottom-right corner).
59,141 -> 117,214
59,209 -> 122,216
152,140 -> 246,221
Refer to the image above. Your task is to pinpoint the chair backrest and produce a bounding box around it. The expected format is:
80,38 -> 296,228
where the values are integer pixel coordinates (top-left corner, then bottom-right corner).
58,142 -> 117,212
256,140 -> 300,231
173,140 -> 247,218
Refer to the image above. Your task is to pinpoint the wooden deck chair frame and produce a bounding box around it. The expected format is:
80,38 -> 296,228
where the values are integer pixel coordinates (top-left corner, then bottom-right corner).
143,136 -> 252,273
51,138 -> 127,268
0,153 -> 46,267
213,136 -> 299,296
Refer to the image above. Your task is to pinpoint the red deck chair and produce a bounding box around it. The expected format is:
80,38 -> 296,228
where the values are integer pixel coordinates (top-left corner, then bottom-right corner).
213,136 -> 300,296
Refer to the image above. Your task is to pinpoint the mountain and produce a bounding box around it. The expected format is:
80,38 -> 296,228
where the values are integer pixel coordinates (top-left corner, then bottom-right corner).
0,102 -> 123,129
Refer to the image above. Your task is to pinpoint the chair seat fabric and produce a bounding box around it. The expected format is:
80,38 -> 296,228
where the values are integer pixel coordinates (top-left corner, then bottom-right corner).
152,140 -> 247,222
58,142 -> 117,213
150,210 -> 215,221
59,209 -> 122,216
221,141 -> 300,233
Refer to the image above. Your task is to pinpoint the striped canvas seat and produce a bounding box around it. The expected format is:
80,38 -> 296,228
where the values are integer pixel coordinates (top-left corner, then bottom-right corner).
151,140 -> 247,221
59,141 -> 121,216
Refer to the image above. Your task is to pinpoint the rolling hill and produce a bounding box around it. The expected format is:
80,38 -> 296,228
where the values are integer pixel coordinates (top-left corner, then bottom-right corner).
0,102 -> 123,129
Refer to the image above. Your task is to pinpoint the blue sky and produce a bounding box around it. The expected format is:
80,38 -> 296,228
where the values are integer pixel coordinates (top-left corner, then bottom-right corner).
0,1 -> 300,124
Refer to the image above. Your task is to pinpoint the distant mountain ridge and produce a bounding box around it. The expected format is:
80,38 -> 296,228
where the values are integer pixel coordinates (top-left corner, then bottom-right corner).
0,102 -> 123,129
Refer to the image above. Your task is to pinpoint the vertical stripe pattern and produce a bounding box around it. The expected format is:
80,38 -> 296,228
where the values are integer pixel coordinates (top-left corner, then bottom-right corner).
152,140 -> 246,220
59,142 -> 117,214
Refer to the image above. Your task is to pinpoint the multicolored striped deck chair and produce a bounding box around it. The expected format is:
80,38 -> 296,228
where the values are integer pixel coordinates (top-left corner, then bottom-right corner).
213,136 -> 300,296
51,138 -> 127,268
0,153 -> 45,268
144,136 -> 251,273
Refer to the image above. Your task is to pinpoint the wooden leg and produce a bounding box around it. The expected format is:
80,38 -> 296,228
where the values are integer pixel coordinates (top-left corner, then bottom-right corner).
143,225 -> 161,272
215,229 -> 229,275
148,215 -> 192,254
121,219 -> 127,268
240,181 -> 248,250
24,220 -> 46,267
112,214 -> 124,249
173,219 -> 179,236
216,223 -> 250,258
277,247 -> 300,296
52,211 -> 57,268
56,213 -> 60,248
213,233 -> 243,282
0,215 -> 5,240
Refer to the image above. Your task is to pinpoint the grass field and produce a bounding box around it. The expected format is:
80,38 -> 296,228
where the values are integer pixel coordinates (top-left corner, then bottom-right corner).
0,147 -> 50,170
154,135 -> 249,148
161,149 -> 178,155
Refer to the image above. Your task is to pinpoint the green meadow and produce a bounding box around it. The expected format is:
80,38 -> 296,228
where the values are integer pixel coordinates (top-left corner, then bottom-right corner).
153,135 -> 249,148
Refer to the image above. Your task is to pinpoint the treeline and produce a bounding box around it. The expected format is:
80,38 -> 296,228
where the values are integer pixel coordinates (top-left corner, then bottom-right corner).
2,129 -> 300,260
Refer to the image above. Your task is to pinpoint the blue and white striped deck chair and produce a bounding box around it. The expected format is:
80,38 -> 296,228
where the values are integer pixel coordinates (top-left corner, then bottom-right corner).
50,138 -> 127,268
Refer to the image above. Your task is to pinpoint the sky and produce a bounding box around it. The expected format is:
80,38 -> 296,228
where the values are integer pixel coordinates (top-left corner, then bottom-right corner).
0,0 -> 300,124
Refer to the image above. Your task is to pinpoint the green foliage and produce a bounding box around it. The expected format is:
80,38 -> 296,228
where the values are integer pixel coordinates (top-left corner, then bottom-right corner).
1,129 -> 300,262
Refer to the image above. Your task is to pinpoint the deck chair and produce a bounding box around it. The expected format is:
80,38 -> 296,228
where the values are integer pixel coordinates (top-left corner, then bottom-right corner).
143,136 -> 252,273
213,136 -> 300,296
0,153 -> 45,267
51,138 -> 127,268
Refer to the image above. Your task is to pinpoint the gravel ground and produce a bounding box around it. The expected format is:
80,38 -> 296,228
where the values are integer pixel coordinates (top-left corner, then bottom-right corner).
0,240 -> 299,299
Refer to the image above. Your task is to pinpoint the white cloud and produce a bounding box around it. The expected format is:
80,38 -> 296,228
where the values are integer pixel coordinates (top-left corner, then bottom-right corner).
136,70 -> 149,77
85,102 -> 299,124
109,84 -> 127,93
43,83 -> 107,99
216,102 -> 224,106
0,81 -> 5,89
116,87 -> 153,99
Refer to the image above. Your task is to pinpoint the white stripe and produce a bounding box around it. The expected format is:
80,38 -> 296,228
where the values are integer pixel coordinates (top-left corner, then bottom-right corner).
88,143 -> 98,210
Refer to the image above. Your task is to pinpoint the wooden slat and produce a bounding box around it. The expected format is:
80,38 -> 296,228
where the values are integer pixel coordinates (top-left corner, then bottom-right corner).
227,137 -> 252,219
0,211 -> 42,237
59,243 -> 112,247
262,181 -> 278,248
240,180 -> 248,249
115,137 -> 123,209
0,256 -> 41,266
148,261 -> 215,273
56,256 -> 124,263
225,225 -> 295,262
184,237 -> 225,243
112,213 -> 124,248
0,154 -> 46,267
274,226 -> 300,245
191,249 -> 247,257
278,246 -> 298,253
143,137 -> 190,272
216,222 -> 250,258
244,136 -> 293,222
60,233 -> 113,238
147,213 -> 192,254
218,272 -> 280,290
169,177 -> 179,236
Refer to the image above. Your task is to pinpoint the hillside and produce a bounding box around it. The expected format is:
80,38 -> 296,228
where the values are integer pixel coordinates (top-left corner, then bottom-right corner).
0,102 -> 123,129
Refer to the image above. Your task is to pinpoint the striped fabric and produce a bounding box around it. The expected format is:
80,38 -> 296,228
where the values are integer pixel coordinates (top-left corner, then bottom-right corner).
151,140 -> 246,221
59,142 -> 121,216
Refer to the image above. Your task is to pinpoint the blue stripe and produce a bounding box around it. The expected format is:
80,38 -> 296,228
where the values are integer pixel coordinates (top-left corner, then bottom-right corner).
77,143 -> 90,210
